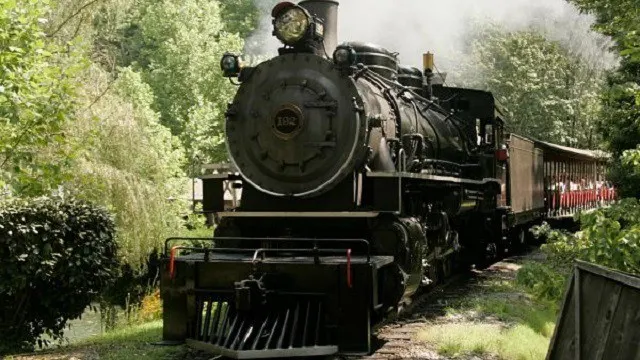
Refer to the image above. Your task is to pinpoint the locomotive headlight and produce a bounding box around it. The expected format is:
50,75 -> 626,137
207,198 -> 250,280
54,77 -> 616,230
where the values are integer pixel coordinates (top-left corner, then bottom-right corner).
272,3 -> 311,46
220,53 -> 240,78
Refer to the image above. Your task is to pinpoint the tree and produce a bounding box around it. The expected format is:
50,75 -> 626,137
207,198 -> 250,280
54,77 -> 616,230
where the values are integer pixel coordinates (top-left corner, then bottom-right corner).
568,0 -> 640,198
220,0 -> 260,39
0,0 -> 82,195
569,0 -> 640,69
67,64 -> 187,269
6,0 -> 192,270
47,0 -> 259,168
0,0 -> 261,324
452,25 -> 605,148
95,0 -> 248,167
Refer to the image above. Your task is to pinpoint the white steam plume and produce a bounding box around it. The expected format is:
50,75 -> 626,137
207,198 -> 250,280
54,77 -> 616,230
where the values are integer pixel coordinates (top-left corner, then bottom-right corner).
244,0 -> 617,72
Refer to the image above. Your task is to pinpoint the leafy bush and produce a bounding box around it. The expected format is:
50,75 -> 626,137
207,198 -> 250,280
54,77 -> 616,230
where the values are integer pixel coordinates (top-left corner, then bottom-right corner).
516,262 -> 568,304
523,198 -> 640,304
614,146 -> 640,198
132,289 -> 162,324
0,196 -> 119,354
533,198 -> 640,275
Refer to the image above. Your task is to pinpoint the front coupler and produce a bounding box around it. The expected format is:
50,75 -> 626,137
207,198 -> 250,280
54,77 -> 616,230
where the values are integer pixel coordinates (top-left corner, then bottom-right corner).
159,237 -> 394,358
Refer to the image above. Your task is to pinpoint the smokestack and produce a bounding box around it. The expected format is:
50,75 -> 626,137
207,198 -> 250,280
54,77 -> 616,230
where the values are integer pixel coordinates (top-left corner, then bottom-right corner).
298,0 -> 339,56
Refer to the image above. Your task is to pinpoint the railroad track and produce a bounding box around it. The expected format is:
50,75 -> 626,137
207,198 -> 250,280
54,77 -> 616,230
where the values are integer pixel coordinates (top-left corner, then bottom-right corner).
341,248 -> 540,360
354,273 -> 477,359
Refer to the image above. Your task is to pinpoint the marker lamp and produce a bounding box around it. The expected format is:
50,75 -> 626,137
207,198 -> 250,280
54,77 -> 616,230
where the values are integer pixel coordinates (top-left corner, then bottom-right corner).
333,46 -> 357,66
220,53 -> 240,78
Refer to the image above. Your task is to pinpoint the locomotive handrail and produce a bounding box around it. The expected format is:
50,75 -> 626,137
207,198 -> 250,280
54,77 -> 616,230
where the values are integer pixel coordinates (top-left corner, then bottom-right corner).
166,245 -> 368,279
362,65 -> 452,117
168,246 -> 258,259
164,237 -> 217,256
398,148 -> 407,172
164,236 -> 371,260
422,159 -> 463,169
167,246 -> 261,278
250,247 -> 368,264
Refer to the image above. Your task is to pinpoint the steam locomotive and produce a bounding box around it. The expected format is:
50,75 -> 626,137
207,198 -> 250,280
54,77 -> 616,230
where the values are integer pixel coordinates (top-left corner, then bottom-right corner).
159,0 -> 604,358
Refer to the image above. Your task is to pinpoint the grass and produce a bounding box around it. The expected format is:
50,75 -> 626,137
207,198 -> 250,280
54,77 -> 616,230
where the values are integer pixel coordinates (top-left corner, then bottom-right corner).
418,323 -> 550,360
417,266 -> 559,360
75,321 -> 176,360
462,296 -> 557,337
6,321 -> 183,360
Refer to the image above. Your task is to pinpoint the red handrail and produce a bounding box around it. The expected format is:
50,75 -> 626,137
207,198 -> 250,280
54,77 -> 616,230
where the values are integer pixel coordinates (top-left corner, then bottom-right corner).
169,246 -> 182,279
346,248 -> 352,289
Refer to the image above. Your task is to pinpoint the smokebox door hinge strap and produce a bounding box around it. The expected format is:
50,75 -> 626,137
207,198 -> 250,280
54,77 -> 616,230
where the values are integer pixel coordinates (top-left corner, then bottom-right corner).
304,100 -> 338,116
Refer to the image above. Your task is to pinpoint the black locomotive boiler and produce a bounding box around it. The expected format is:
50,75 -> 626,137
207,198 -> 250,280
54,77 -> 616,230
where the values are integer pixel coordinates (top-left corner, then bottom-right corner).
159,0 -> 585,358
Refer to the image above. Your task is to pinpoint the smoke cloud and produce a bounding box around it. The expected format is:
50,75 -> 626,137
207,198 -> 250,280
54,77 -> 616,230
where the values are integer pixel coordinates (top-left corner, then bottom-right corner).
244,0 -> 617,72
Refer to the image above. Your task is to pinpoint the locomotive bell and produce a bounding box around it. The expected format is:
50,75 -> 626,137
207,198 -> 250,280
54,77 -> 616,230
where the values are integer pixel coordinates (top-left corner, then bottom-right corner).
423,52 -> 434,72
423,52 -> 435,99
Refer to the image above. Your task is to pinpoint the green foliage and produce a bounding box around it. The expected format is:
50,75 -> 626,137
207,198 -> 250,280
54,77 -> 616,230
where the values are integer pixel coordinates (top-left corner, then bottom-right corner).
0,0 -> 254,337
0,196 -> 119,354
523,199 -> 640,305
68,64 -> 187,270
608,145 -> 640,199
0,0 -> 83,195
569,0 -> 640,66
599,81 -> 640,197
105,0 -> 246,166
533,198 -> 640,275
622,146 -> 640,170
454,24 -> 605,148
221,0 -> 260,38
516,262 -> 568,303
568,0 -> 640,198
46,62 -> 190,319
16,0 -> 193,271
600,82 -> 640,153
